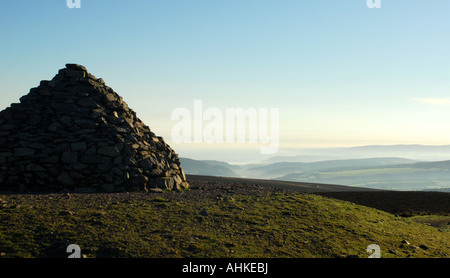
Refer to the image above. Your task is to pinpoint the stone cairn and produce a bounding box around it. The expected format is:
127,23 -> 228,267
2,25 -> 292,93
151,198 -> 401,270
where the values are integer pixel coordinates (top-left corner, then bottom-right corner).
0,64 -> 189,193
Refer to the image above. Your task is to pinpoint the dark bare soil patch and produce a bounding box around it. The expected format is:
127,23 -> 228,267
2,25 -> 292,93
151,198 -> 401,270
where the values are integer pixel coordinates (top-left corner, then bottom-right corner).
316,191 -> 450,217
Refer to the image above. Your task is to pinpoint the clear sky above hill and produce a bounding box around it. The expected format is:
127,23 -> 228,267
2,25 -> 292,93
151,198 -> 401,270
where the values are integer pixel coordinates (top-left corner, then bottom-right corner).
1,1 -> 449,161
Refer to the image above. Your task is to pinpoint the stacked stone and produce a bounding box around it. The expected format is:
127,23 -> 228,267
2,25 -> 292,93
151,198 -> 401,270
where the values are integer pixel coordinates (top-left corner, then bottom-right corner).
0,64 -> 189,193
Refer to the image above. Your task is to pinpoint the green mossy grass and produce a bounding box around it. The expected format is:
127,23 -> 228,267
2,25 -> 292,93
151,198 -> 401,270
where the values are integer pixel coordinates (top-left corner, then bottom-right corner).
0,191 -> 448,258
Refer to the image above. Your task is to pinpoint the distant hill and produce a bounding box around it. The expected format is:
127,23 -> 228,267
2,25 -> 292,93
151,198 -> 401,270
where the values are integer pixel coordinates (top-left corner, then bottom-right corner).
277,160 -> 450,191
180,157 -> 450,192
180,158 -> 238,177
244,157 -> 417,179
268,145 -> 450,163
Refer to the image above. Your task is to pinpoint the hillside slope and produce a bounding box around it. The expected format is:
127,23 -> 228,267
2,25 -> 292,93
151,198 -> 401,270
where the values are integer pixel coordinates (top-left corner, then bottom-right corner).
0,177 -> 448,258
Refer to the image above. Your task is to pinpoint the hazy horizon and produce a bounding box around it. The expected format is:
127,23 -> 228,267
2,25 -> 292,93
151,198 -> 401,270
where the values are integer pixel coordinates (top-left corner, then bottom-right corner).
1,1 -> 449,163
178,143 -> 450,164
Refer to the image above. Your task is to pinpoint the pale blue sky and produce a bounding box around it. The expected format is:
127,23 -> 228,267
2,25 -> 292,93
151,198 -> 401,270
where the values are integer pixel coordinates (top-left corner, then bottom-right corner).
1,1 -> 449,161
